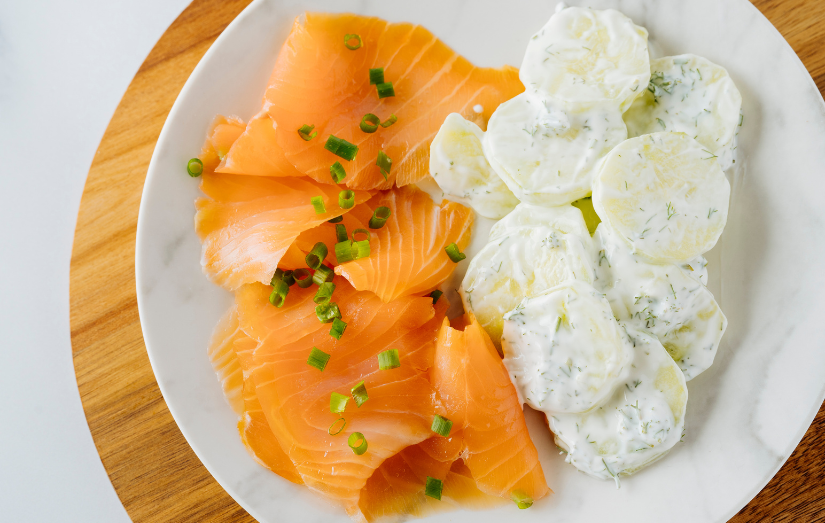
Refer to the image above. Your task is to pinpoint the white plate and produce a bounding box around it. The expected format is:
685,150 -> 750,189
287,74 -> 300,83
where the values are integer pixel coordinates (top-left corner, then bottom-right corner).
135,1 -> 825,521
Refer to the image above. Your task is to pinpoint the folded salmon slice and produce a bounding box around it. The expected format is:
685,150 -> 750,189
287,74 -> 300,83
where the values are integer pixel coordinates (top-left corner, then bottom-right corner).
333,186 -> 473,302
236,279 -> 447,520
430,315 -> 551,506
220,12 -> 524,189
206,305 -> 302,484
199,115 -> 246,175
195,172 -> 373,290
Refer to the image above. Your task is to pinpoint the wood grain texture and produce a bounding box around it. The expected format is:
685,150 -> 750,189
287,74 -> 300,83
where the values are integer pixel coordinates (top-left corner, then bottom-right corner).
69,1 -> 825,521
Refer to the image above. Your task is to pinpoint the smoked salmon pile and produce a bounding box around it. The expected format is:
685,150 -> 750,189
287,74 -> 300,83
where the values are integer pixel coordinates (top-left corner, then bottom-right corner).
195,11 -> 547,521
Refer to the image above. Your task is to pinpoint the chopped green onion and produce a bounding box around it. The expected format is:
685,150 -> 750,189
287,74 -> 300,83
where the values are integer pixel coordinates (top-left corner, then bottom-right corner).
378,349 -> 400,370
335,224 -> 349,243
429,290 -> 443,304
324,135 -> 359,161
298,124 -> 317,141
307,347 -> 330,371
314,282 -> 336,304
348,432 -> 368,455
376,151 -> 392,180
351,381 -> 369,407
339,190 -> 355,209
360,113 -> 380,133
293,268 -> 313,288
269,280 -> 289,307
335,240 -> 356,263
431,415 -> 453,437
380,114 -> 398,128
305,242 -> 328,270
353,240 -> 371,259
330,318 -> 347,340
510,490 -> 533,509
328,216 -> 344,223
376,82 -> 395,99
282,270 -> 295,286
330,392 -> 349,413
187,158 -> 204,177
330,161 -> 346,183
424,477 -> 443,500
310,196 -> 326,214
344,34 -> 362,50
315,302 -> 341,323
312,264 -> 334,285
352,229 -> 371,242
369,67 -> 384,85
445,243 -> 466,263
270,268 -> 286,286
328,417 -> 347,435
368,206 -> 391,229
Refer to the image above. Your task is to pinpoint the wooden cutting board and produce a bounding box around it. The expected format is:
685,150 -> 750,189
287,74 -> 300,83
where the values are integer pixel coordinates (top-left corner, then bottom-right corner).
69,0 -> 825,521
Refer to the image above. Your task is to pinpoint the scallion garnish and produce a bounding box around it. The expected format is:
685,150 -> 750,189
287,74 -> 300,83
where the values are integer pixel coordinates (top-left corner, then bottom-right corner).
281,270 -> 295,286
298,124 -> 317,141
352,229 -> 370,242
348,432 -> 368,455
335,224 -> 349,243
369,68 -> 384,85
376,82 -> 395,99
431,415 -> 453,437
293,268 -> 313,288
429,290 -> 443,304
330,318 -> 347,340
335,240 -> 356,263
314,282 -> 336,304
305,242 -> 328,270
315,302 -> 341,323
312,264 -> 334,285
380,114 -> 398,128
328,216 -> 344,224
376,151 -> 392,179
339,190 -> 355,209
330,392 -> 349,413
328,417 -> 347,435
378,349 -> 400,370
324,135 -> 359,161
368,206 -> 391,229
360,113 -> 380,133
445,242 -> 466,263
351,381 -> 369,407
307,347 -> 330,371
269,279 -> 289,307
510,490 -> 534,509
344,34 -> 362,50
310,196 -> 326,214
187,158 -> 204,177
353,240 -> 371,259
270,268 -> 286,286
424,477 -> 443,500
330,161 -> 346,183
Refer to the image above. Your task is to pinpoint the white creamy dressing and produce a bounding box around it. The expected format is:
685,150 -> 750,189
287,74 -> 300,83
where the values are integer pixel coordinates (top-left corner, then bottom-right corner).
624,54 -> 743,170
429,113 -> 520,219
502,280 -> 634,413
484,92 -> 627,206
549,324 -> 687,485
593,224 -> 726,380
461,204 -> 594,346
592,132 -> 731,263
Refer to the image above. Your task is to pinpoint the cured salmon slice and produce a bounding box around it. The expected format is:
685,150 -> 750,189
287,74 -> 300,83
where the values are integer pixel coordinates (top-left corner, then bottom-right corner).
206,305 -> 302,484
199,115 -> 246,175
220,12 -> 524,189
358,440 -> 505,522
195,172 -> 373,290
431,315 -> 551,506
334,186 -> 473,302
236,279 -> 448,519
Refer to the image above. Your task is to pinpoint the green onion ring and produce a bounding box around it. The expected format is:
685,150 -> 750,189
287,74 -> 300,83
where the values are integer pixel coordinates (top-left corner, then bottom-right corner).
312,265 -> 335,286
310,196 -> 326,214
339,190 -> 355,209
368,206 -> 391,229
344,34 -> 362,50
330,161 -> 346,183
269,280 -> 289,308
351,381 -> 369,407
360,113 -> 380,133
352,228 -> 370,242
328,417 -> 347,435
445,242 -> 466,263
187,158 -> 204,177
307,346 -> 330,371
293,268 -> 313,288
330,318 -> 347,340
348,432 -> 368,455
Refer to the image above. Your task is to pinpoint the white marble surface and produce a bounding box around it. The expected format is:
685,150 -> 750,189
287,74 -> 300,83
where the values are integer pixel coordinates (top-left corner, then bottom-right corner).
0,1 -> 188,521
135,0 -> 825,522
